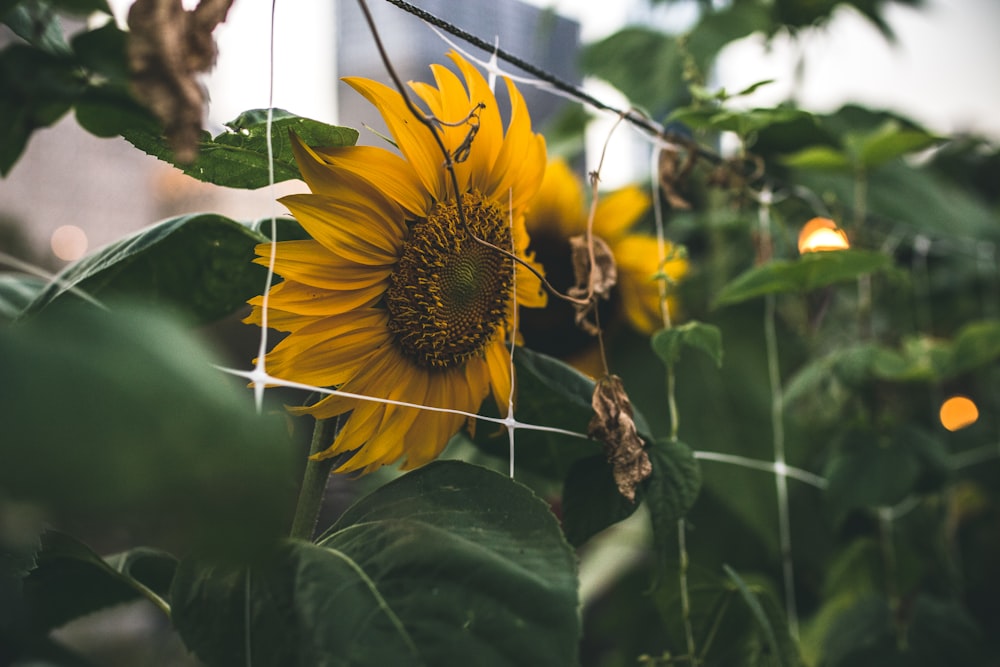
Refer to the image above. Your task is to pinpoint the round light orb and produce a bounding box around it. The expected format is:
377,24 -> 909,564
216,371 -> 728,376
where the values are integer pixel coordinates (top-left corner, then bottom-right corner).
939,395 -> 979,432
798,217 -> 850,254
50,225 -> 89,261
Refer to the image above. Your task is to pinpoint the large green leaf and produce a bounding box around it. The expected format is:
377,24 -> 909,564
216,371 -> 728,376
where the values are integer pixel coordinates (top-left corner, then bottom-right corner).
24,213 -> 268,324
714,250 -> 891,307
0,302 -> 295,555
172,461 -> 580,667
21,531 -> 170,636
561,454 -> 638,547
122,109 -> 359,189
0,274 -> 46,321
472,348 -> 602,479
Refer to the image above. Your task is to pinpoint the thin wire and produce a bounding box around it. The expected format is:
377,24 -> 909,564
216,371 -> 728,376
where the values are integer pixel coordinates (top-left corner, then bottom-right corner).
758,191 -> 799,639
693,451 -> 828,490
218,365 -> 590,441
507,186 -> 517,479
251,0 -> 281,415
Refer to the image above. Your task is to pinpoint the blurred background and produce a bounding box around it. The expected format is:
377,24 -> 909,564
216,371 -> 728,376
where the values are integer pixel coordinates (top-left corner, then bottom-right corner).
2,0 -> 998,273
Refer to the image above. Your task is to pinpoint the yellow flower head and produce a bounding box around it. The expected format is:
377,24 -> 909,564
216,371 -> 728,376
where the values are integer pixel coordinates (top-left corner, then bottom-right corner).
523,159 -> 688,346
246,52 -> 547,474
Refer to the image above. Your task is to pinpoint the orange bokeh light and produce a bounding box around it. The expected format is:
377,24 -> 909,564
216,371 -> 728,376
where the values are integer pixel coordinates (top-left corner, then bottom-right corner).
50,224 -> 89,261
798,217 -> 850,254
939,395 -> 979,432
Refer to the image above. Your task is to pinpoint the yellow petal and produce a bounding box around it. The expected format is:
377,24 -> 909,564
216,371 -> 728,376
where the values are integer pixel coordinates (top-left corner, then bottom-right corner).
484,336 -> 513,415
280,194 -> 402,264
593,186 -> 650,243
311,144 -> 431,217
265,309 -> 390,386
483,77 -> 546,214
345,76 -> 447,201
248,279 -> 383,318
527,158 -> 586,237
254,240 -> 391,289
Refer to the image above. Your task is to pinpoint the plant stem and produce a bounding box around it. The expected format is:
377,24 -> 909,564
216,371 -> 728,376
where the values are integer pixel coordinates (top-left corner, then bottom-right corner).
289,418 -> 338,541
678,518 -> 699,666
853,168 -> 873,339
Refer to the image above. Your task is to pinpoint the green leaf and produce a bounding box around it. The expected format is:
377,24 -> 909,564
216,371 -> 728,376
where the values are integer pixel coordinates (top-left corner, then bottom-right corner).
723,565 -> 801,667
0,273 -> 46,321
949,319 -> 1000,376
561,454 -> 639,547
1,3 -> 71,54
819,595 -> 898,667
0,302 -> 295,556
651,321 -> 723,368
780,145 -> 852,171
854,121 -> 941,170
0,44 -> 81,175
670,107 -> 814,139
824,426 -> 949,515
69,19 -> 128,82
122,109 -> 359,189
50,0 -> 111,15
103,547 -> 178,602
21,531 -> 165,635
714,250 -> 892,307
172,540 -> 425,667
906,595 -> 990,667
580,27 -> 683,115
24,213 -> 269,324
644,439 -> 701,561
173,461 -> 580,667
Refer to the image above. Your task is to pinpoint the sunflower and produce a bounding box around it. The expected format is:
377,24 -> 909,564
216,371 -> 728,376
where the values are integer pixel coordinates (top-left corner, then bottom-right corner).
520,159 -> 688,371
245,52 -> 547,474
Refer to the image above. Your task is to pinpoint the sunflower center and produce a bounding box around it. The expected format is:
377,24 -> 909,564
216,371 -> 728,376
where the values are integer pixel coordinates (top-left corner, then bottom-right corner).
386,191 -> 513,369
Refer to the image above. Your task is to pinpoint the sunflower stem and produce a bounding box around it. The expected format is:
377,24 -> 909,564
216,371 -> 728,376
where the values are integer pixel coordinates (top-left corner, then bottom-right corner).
290,417 -> 338,542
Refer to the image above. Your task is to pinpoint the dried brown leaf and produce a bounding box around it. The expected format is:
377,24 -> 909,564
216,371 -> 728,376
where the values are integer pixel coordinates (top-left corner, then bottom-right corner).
127,0 -> 234,163
588,375 -> 651,503
658,147 -> 695,210
567,233 -> 617,335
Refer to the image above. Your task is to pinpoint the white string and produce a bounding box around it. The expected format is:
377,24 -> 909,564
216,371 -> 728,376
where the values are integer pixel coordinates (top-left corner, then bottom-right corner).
250,0 -> 282,416
693,452 -> 828,490
506,186 -> 517,479
217,364 -> 589,441
758,190 -> 799,639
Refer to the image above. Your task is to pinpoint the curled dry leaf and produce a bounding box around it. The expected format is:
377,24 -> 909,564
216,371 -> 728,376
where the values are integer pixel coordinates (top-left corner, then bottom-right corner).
658,146 -> 696,210
567,233 -> 617,335
127,0 -> 235,163
588,375 -> 651,503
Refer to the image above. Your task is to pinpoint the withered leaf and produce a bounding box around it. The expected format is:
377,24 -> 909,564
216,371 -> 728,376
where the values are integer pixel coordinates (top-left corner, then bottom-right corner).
588,375 -> 651,503
127,0 -> 234,163
567,233 -> 617,335
658,147 -> 695,210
